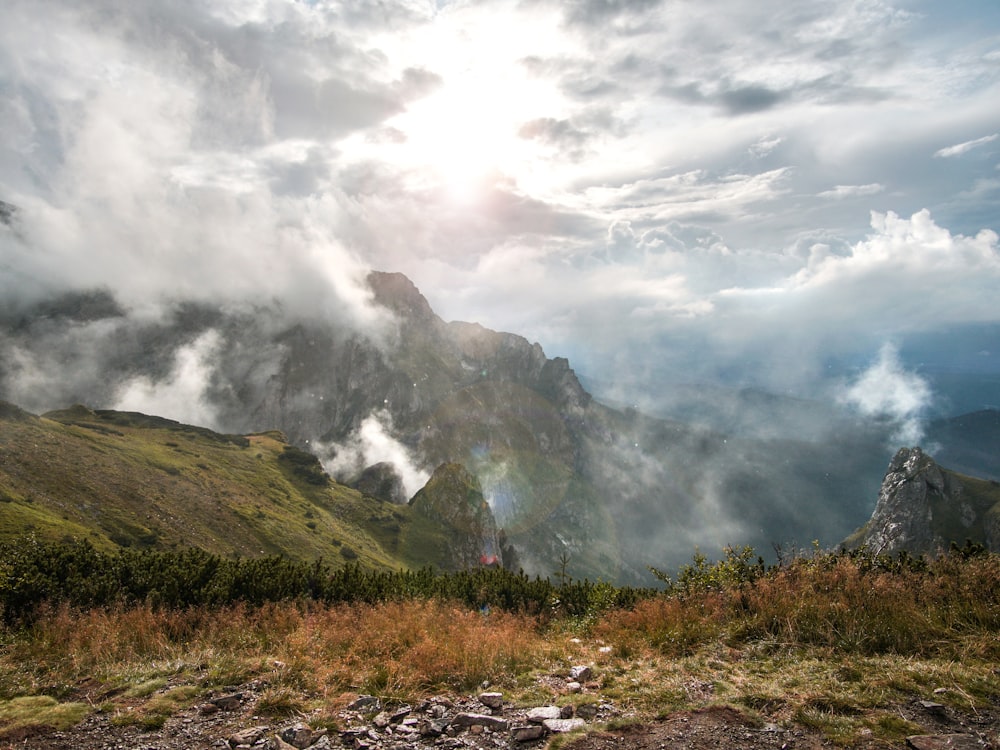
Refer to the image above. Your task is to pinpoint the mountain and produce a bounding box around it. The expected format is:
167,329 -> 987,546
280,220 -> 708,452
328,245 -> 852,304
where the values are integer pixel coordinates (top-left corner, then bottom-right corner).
844,446 -> 1000,555
0,272 -> 964,582
0,401 -> 483,570
924,409 -> 1000,481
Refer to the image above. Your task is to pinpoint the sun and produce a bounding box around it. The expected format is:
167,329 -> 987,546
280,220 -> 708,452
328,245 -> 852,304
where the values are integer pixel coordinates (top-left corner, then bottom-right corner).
369,5 -> 571,203
390,74 -> 537,202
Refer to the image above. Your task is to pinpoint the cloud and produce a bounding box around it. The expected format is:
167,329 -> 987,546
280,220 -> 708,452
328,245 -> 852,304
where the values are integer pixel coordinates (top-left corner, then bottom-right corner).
934,134 -> 998,158
818,183 -> 885,199
561,0 -> 665,28
0,0 -> 393,336
2,0 -> 999,433
317,410 -> 430,499
748,135 -> 784,158
838,343 -> 931,446
114,330 -> 221,429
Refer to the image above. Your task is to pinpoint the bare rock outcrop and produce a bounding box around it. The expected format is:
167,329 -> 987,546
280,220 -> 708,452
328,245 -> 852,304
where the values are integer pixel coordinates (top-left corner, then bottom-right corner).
848,447 -> 1000,556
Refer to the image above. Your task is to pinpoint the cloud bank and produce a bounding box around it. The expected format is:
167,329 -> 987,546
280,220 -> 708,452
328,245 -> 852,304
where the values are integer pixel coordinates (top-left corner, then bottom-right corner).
1,0 -> 998,423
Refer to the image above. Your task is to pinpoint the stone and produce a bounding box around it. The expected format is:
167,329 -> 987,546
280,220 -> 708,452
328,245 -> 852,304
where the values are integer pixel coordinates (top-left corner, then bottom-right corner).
575,703 -> 599,720
451,712 -> 509,731
389,705 -> 412,723
348,695 -> 380,711
279,722 -> 323,749
565,681 -> 582,693
228,726 -> 269,748
917,700 -> 946,715
427,703 -> 447,719
543,718 -> 586,733
569,665 -> 592,681
479,691 -> 504,710
513,725 -> 546,742
419,720 -> 446,737
907,735 -> 984,750
213,692 -> 244,711
526,706 -> 562,723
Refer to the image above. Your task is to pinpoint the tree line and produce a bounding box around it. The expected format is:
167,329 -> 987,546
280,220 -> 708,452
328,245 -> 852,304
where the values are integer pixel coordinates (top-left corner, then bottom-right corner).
0,537 -> 647,623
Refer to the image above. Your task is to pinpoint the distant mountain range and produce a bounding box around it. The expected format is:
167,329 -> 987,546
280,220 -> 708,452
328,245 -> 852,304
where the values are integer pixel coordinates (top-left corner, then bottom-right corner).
2,272 -> 999,582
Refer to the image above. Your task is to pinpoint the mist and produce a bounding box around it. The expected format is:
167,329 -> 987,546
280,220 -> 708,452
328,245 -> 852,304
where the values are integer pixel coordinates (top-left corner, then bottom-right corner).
317,410 -> 430,500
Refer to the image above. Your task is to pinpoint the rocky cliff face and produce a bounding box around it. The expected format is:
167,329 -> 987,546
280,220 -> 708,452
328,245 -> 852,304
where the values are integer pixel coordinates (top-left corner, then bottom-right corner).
848,447 -> 1000,556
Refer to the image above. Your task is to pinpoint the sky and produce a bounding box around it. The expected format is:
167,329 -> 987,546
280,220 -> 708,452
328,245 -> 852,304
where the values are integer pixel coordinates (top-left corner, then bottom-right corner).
2,0 -> 999,427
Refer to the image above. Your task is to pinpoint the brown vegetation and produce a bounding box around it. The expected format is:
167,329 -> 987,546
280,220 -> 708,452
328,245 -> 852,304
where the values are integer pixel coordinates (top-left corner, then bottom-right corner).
1,547 -> 999,747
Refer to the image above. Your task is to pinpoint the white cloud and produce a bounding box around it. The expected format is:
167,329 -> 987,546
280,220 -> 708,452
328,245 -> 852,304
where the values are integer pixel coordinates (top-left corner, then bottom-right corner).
748,135 -> 784,158
317,411 -> 430,499
838,343 -> 931,446
934,134 -> 998,158
818,183 -> 885,199
114,330 -> 221,429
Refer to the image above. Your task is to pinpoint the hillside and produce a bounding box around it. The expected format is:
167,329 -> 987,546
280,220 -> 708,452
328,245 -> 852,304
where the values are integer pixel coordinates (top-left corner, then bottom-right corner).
0,402 -> 435,569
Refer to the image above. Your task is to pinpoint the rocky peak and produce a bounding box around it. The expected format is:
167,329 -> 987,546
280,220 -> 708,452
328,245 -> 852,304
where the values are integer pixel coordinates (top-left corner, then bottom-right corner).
367,271 -> 438,324
848,447 -> 1000,556
351,461 -> 408,504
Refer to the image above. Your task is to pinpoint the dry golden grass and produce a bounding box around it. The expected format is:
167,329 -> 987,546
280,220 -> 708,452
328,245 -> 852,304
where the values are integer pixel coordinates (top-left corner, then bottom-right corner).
4,599 -> 553,702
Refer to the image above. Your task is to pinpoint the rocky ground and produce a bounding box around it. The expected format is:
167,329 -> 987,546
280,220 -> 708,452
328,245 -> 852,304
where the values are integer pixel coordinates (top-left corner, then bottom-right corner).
3,666 -> 998,750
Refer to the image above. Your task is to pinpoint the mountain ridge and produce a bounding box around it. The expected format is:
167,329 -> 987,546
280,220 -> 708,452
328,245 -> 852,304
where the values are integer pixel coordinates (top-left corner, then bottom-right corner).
2,271 -> 996,581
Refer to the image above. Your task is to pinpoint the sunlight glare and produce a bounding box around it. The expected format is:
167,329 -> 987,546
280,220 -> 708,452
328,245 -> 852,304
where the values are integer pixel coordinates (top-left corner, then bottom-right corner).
375,5 -> 571,203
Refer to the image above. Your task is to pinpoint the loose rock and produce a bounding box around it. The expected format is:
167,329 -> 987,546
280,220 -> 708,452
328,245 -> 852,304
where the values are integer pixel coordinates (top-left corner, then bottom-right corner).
569,665 -> 592,681
513,725 -> 546,742
526,706 -> 562,723
907,735 -> 984,750
451,712 -> 509,731
542,718 -> 586,733
228,725 -> 269,747
479,691 -> 504,710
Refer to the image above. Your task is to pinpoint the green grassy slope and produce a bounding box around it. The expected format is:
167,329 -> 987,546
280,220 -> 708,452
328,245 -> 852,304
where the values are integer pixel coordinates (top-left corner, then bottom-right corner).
0,402 -> 424,569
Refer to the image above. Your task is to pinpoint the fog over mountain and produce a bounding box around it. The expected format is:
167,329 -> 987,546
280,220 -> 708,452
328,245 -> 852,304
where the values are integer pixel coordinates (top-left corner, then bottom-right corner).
2,0 -> 999,577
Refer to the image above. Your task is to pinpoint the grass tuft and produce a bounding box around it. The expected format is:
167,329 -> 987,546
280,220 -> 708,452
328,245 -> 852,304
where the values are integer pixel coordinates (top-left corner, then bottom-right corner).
0,696 -> 89,735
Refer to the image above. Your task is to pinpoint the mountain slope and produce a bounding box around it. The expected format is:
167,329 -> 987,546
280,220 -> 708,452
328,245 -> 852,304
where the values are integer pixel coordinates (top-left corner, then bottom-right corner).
0,402 -> 436,568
